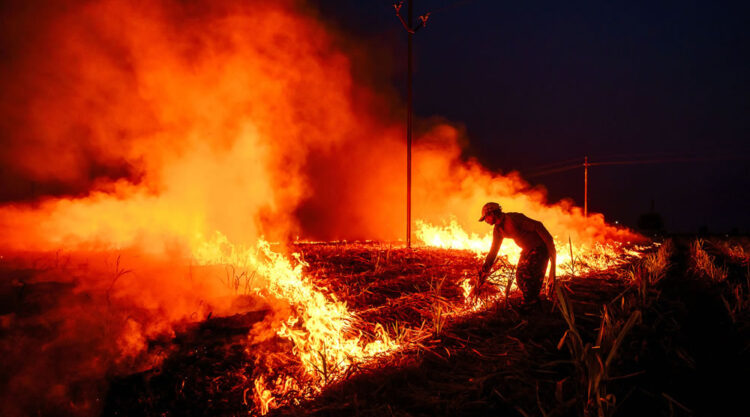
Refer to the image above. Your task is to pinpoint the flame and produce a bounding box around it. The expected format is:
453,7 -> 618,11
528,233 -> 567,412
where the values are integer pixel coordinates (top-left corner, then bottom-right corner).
0,1 -> 648,415
416,218 -> 523,262
192,233 -> 396,410
416,218 -> 639,271
253,376 -> 274,415
416,218 -> 644,306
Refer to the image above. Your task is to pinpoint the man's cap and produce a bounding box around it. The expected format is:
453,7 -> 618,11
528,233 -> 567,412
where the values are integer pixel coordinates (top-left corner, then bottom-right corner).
479,202 -> 502,222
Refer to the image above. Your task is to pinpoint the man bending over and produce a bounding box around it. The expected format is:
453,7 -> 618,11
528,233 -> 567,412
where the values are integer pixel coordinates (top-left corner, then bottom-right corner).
477,202 -> 557,308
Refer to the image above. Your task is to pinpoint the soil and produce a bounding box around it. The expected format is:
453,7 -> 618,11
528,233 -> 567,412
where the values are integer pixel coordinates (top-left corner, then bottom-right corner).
2,238 -> 748,416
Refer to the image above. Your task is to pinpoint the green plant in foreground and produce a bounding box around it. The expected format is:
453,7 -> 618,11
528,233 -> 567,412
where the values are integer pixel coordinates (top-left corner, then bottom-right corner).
690,239 -> 728,282
304,342 -> 332,385
717,241 -> 750,264
556,285 -> 641,417
625,240 -> 673,307
388,320 -> 409,345
721,284 -> 748,323
305,341 -> 349,387
429,276 -> 448,337
644,240 -> 673,285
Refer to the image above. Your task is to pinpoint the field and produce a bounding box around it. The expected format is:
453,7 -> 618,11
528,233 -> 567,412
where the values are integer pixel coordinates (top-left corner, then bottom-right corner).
1,237 -> 748,416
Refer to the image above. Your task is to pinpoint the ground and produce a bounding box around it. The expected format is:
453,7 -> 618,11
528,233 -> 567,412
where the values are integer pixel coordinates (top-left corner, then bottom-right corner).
1,238 -> 748,416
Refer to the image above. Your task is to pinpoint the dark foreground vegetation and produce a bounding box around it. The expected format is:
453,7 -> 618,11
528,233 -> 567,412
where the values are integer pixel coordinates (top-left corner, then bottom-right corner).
2,238 -> 749,416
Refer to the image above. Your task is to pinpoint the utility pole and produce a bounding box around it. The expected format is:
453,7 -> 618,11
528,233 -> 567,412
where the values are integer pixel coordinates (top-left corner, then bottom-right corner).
407,0 -> 413,248
394,1 -> 429,248
526,153 -> 750,220
584,156 -> 589,217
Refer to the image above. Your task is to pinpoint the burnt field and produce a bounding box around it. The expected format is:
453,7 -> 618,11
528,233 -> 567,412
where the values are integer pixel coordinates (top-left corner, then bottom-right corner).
2,238 -> 749,417
267,238 -> 749,417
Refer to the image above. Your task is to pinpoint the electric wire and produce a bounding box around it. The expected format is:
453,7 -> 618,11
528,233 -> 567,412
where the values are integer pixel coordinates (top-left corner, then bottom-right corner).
525,154 -> 750,178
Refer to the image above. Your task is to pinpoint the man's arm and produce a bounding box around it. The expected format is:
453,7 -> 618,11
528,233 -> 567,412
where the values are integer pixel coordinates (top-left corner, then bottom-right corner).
481,226 -> 503,277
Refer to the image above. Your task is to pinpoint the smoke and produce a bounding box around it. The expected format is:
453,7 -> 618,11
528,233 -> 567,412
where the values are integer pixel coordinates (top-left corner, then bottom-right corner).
0,0 -> 638,415
0,1 -> 372,415
0,0 -> 368,249
295,117 -> 637,244
0,0 -> 635,248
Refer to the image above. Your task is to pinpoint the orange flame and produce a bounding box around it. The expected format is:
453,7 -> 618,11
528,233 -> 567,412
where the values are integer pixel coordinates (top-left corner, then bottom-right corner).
0,1 -> 646,415
193,234 -> 396,390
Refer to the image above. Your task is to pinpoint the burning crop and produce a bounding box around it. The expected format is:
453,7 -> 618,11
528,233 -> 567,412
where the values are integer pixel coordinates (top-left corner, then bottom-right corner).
0,1 -> 648,416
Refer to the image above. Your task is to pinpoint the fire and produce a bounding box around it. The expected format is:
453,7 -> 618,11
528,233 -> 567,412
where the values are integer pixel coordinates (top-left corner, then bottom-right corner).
416,218 -> 523,261
0,1 -> 648,416
416,218 -> 639,272
192,233 -> 396,409
415,218 -> 645,307
253,376 -> 274,415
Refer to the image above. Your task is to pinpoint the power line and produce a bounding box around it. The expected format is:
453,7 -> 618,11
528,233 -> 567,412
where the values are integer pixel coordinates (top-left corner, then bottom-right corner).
387,0 -> 479,17
524,153 -> 750,218
589,155 -> 750,167
526,163 -> 583,178
525,153 -> 750,178
526,156 -> 585,172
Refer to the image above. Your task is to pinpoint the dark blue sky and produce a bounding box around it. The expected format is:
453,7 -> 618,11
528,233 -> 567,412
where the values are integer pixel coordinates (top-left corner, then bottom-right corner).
310,0 -> 750,233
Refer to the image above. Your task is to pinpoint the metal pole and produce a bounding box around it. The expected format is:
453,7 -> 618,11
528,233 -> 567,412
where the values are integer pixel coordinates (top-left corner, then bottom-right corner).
406,0 -> 413,248
584,156 -> 588,217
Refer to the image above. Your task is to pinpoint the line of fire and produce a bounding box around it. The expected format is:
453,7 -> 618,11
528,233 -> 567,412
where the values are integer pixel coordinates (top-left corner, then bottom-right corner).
1,1 -> 747,417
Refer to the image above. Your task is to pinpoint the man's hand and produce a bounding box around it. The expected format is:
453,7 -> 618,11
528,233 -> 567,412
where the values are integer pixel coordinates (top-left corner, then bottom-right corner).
478,268 -> 489,288
471,268 -> 489,300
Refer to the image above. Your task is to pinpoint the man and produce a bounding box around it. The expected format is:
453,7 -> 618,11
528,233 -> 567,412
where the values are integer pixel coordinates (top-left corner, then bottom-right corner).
477,202 -> 556,307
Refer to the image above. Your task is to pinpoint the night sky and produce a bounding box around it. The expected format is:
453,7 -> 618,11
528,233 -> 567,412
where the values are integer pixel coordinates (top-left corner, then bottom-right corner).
311,0 -> 750,234
0,0 -> 748,235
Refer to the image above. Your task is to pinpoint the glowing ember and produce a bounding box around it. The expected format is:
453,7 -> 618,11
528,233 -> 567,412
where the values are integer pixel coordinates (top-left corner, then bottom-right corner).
253,376 -> 275,415
188,226 -> 643,413
417,219 -> 638,268
193,233 -> 396,411
415,219 -> 645,306
416,218 -> 523,262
